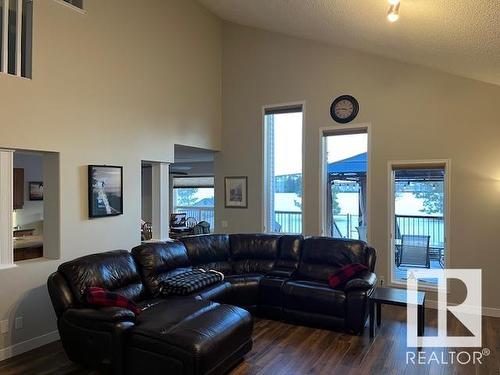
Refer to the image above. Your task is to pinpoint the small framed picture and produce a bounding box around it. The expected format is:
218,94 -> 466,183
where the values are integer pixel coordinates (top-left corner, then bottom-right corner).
88,165 -> 123,218
29,182 -> 44,201
224,176 -> 248,208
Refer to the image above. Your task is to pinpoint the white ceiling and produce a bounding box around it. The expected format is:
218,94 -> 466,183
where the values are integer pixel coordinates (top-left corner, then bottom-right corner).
198,0 -> 500,86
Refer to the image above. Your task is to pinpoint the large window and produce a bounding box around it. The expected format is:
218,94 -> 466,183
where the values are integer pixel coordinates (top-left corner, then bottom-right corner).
264,105 -> 303,234
172,177 -> 215,232
389,161 -> 449,287
0,0 -> 32,78
323,130 -> 368,240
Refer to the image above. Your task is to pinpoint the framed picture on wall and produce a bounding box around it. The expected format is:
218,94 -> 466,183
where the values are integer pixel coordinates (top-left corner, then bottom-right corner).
224,176 -> 248,208
29,181 -> 44,201
88,165 -> 123,218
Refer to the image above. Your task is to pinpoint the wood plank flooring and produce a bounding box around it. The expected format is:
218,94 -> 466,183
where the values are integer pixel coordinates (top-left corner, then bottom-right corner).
0,306 -> 498,375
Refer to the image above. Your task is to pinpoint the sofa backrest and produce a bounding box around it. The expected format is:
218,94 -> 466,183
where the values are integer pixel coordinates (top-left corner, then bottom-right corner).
131,242 -> 191,296
180,234 -> 232,274
57,250 -> 145,304
229,234 -> 280,274
275,235 -> 303,270
296,237 -> 376,282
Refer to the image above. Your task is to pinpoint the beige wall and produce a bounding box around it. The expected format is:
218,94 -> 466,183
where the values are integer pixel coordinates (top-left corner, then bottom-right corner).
215,23 -> 500,310
0,0 -> 221,351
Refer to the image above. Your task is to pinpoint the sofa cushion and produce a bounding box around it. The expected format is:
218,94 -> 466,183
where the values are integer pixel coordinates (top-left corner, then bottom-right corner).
296,237 -> 371,282
128,299 -> 253,375
194,281 -> 232,303
180,234 -> 232,274
282,280 -> 346,318
225,274 -> 263,307
159,269 -> 224,297
229,234 -> 280,274
131,242 -> 191,297
58,250 -> 145,304
275,235 -> 303,270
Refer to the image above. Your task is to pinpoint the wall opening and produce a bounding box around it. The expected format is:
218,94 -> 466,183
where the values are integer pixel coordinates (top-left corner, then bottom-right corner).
0,148 -> 60,267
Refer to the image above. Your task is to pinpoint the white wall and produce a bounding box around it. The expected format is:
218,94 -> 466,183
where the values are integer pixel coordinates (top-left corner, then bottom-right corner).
215,22 -> 500,311
13,153 -> 44,233
0,0 -> 222,353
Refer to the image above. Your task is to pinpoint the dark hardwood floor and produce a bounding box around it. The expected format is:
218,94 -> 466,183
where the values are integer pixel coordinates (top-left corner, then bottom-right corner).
0,306 -> 498,375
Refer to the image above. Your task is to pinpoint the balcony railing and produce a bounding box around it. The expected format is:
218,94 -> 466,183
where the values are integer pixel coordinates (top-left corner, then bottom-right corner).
273,211 -> 444,249
174,206 -> 215,232
274,211 -> 302,233
395,214 -> 444,248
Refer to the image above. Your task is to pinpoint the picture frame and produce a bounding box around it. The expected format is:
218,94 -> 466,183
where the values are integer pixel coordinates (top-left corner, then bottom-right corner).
224,176 -> 248,208
88,165 -> 123,218
29,181 -> 44,201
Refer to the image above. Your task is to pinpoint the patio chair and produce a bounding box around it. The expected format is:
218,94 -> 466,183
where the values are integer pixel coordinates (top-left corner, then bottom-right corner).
192,221 -> 211,235
397,234 -> 431,269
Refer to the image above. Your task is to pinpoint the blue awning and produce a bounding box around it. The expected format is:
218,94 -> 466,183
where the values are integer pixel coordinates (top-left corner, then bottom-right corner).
328,153 -> 367,174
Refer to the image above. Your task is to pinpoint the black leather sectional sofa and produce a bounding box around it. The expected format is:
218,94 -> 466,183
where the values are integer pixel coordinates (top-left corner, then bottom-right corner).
47,234 -> 377,375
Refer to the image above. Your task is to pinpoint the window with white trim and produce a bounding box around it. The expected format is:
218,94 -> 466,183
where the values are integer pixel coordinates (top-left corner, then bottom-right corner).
263,105 -> 303,234
62,0 -> 83,9
172,177 -> 215,232
0,0 -> 32,78
389,161 -> 449,288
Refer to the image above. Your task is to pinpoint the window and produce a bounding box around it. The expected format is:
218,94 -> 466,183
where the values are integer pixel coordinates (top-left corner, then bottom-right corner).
264,105 -> 303,234
389,161 -> 449,287
56,0 -> 84,12
323,130 -> 368,240
172,177 -> 215,232
0,0 -> 32,78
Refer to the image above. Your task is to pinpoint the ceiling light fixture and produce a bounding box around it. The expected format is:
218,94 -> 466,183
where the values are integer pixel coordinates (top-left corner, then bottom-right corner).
387,0 -> 400,22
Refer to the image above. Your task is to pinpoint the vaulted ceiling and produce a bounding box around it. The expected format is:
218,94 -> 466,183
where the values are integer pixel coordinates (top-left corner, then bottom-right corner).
198,0 -> 500,86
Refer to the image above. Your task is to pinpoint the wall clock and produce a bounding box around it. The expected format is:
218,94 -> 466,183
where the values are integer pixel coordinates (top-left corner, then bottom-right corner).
330,95 -> 359,124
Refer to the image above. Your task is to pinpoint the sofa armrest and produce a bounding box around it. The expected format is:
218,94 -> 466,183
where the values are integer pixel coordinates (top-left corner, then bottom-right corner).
266,268 -> 295,278
344,271 -> 377,292
64,307 -> 136,324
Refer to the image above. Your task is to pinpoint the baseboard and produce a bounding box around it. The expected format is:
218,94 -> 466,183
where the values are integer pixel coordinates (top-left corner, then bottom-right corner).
0,330 -> 60,362
426,300 -> 500,317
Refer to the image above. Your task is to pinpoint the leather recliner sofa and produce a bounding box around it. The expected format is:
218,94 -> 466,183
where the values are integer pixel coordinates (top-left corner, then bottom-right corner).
47,234 -> 376,375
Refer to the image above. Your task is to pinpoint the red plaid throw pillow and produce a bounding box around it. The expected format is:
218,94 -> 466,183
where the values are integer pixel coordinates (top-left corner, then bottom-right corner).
86,287 -> 142,315
328,263 -> 368,289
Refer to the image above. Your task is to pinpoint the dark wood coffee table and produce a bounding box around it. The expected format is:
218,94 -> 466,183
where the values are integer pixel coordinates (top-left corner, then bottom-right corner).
369,287 -> 426,341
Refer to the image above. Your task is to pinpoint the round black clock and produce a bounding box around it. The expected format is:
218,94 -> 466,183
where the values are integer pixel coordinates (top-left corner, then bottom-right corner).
330,95 -> 359,124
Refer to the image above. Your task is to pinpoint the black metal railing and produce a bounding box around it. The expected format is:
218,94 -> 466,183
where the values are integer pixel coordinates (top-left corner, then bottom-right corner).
274,211 -> 302,233
395,214 -> 444,248
174,206 -> 215,232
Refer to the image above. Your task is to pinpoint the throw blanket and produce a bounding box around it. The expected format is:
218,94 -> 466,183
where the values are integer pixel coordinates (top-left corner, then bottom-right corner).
160,269 -> 224,296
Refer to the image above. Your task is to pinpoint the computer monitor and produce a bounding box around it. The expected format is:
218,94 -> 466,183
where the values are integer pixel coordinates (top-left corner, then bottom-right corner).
170,213 -> 187,228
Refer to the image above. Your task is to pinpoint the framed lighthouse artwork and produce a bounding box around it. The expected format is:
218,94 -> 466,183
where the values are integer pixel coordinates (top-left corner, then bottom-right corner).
88,165 -> 123,218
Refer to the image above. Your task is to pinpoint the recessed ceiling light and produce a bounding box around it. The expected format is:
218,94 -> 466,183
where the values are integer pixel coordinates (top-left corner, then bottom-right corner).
387,1 -> 400,22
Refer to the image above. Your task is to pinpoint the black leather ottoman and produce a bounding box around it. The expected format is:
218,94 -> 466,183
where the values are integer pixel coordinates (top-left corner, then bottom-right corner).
126,298 -> 253,375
